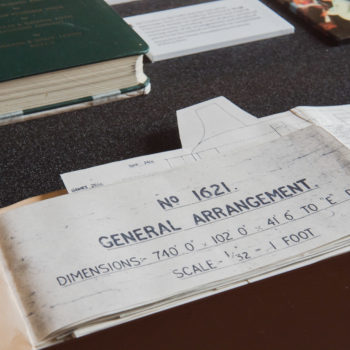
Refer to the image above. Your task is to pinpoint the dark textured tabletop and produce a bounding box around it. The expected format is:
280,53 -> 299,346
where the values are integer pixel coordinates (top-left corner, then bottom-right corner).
1,1 -> 350,349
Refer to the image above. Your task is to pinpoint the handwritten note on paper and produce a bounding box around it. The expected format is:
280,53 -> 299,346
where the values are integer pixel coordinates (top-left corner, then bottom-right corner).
2,126 -> 350,343
60,148 -> 189,193
124,0 -> 294,61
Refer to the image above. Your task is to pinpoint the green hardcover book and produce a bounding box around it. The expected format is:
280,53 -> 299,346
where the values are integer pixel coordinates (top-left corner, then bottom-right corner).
0,0 -> 150,125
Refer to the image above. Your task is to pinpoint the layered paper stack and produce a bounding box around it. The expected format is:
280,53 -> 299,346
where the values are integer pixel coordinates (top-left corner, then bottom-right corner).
1,98 -> 350,350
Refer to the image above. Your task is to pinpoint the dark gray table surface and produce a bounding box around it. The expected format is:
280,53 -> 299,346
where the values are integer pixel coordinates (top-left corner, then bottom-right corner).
1,0 -> 349,208
1,1 -> 350,349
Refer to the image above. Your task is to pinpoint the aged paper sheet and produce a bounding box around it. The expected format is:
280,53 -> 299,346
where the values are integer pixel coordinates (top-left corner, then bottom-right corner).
1,126 -> 350,344
61,97 -> 310,193
0,264 -> 32,350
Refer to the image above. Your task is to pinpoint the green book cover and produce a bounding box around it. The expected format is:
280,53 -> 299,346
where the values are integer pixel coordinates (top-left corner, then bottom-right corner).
0,0 -> 149,83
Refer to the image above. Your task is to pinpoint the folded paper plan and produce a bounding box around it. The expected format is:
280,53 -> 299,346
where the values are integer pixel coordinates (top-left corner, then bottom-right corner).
2,125 -> 350,349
